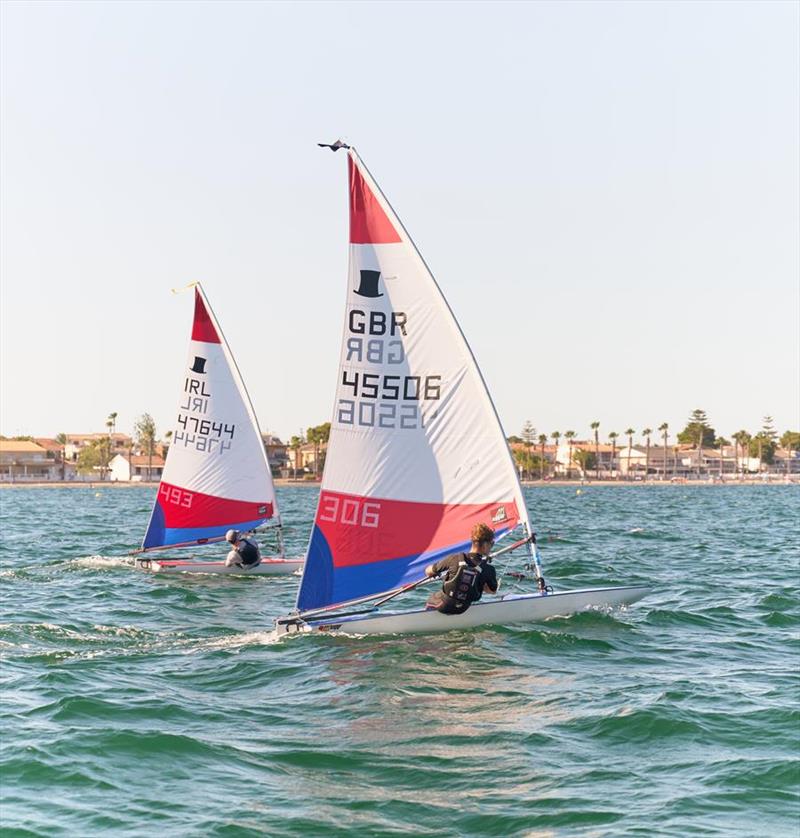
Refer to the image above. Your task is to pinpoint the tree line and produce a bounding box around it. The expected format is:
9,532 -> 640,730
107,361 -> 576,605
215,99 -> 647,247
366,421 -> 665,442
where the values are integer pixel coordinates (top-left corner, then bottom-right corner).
287,423 -> 331,477
6,408 -> 797,482
508,410 -> 800,480
69,412 -> 160,479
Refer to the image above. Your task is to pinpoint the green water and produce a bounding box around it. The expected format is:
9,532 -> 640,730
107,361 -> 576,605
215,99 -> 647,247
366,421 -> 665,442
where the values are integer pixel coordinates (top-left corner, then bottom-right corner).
1,485 -> 798,836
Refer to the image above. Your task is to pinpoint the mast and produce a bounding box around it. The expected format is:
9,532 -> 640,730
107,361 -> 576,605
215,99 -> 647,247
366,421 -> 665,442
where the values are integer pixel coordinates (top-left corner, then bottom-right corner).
354,148 -> 535,548
294,146 -> 535,614
196,284 -> 281,528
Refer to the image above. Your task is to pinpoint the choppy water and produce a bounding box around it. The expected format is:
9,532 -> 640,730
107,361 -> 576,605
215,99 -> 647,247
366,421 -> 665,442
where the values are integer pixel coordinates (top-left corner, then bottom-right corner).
1,485 -> 798,837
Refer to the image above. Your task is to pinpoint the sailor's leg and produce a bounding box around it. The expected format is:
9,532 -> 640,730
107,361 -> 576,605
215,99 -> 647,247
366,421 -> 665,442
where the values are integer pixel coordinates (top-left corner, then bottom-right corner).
425,591 -> 445,611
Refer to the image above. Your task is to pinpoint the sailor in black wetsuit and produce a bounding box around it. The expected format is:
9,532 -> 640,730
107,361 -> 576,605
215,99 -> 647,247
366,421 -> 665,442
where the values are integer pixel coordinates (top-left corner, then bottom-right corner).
224,529 -> 262,569
424,522 -> 498,614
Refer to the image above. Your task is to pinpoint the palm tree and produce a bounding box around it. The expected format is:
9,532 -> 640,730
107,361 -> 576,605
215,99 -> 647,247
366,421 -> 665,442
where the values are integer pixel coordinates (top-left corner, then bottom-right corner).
521,420 -> 535,481
716,436 -> 729,478
104,418 -> 113,479
624,428 -> 635,480
756,435 -> 764,473
658,422 -> 669,480
134,414 -> 157,482
608,432 -> 619,480
551,431 -> 561,478
642,428 -> 652,480
55,432 -> 67,480
733,430 -> 751,479
107,412 -> 118,461
537,433 -> 547,480
289,434 -> 304,480
564,431 -> 576,480
590,421 -> 600,479
306,426 -> 319,477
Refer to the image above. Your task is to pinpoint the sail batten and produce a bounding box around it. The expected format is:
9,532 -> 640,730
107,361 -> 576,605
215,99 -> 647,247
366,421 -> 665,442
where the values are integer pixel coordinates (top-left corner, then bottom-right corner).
141,285 -> 278,552
295,150 -> 529,613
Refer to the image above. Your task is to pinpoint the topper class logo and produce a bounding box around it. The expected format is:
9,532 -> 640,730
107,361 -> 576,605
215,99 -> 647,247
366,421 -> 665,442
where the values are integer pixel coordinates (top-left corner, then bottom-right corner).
354,270 -> 383,298
190,356 -> 207,374
491,506 -> 508,523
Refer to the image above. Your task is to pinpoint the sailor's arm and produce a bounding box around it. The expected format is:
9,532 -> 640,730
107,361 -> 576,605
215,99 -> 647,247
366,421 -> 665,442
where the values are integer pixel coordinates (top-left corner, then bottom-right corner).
425,559 -> 445,578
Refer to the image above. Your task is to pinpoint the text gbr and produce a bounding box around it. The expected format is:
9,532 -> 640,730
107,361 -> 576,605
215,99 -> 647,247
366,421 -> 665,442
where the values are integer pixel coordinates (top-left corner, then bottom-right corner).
337,307 -> 442,431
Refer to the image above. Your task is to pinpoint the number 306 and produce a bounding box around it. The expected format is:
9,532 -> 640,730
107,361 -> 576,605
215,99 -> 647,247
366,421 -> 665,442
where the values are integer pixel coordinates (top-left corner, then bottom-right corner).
318,495 -> 380,528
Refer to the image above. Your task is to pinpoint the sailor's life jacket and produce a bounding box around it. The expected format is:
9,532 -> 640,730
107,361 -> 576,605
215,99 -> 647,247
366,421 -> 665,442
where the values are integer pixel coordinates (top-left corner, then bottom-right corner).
235,537 -> 261,567
438,556 -> 484,615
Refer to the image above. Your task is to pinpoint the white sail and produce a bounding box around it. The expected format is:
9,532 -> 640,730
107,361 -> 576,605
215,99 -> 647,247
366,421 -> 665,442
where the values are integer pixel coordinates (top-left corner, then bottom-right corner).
142,285 -> 278,551
296,150 -> 530,612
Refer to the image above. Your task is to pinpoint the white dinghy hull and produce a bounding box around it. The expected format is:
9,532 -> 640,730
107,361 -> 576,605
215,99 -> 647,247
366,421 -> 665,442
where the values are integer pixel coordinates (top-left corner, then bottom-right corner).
138,557 -> 303,576
279,585 -> 649,636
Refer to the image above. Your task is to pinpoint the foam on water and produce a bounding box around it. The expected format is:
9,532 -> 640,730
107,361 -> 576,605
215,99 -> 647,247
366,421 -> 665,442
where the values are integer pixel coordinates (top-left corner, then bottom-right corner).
66,555 -> 137,570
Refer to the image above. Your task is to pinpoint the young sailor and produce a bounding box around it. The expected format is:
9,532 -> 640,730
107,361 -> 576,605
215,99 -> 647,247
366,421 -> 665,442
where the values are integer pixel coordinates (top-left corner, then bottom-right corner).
424,523 -> 499,614
224,529 -> 262,569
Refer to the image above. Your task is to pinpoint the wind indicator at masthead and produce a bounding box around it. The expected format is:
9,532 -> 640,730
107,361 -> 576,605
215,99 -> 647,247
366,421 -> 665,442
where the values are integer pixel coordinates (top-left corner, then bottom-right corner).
317,139 -> 350,151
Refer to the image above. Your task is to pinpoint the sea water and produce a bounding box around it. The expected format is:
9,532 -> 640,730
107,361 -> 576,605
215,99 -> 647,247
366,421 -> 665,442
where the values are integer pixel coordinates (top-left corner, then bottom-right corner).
1,485 -> 798,837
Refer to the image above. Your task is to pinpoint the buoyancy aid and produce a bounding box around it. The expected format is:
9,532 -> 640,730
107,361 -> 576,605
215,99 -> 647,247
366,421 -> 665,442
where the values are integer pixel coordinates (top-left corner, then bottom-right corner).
437,554 -> 484,614
236,538 -> 261,567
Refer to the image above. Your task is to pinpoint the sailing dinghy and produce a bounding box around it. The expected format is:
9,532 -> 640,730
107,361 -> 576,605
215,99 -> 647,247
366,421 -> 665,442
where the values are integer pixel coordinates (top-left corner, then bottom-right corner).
134,284 -> 302,576
274,147 -> 646,634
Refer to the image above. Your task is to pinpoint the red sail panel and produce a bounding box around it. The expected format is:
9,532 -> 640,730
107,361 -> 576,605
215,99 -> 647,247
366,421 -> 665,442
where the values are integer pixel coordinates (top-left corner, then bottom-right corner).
155,482 -> 272,528
349,155 -> 402,244
315,491 -> 520,568
191,288 -> 221,344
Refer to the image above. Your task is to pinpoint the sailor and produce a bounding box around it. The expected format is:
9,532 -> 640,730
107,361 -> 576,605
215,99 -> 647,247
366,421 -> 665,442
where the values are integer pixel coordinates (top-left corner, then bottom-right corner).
424,522 -> 498,614
224,529 -> 262,569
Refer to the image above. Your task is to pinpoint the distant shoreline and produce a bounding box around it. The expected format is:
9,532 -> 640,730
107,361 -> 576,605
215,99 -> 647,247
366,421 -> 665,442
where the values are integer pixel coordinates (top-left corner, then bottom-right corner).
1,478 -> 796,490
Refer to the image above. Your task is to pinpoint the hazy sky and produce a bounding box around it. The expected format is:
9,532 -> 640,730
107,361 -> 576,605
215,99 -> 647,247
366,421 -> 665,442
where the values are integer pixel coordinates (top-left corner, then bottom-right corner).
2,0 -> 798,444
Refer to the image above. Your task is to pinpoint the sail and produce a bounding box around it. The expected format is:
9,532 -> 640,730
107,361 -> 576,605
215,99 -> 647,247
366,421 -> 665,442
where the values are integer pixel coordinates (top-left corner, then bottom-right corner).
141,285 -> 278,551
296,150 -> 530,612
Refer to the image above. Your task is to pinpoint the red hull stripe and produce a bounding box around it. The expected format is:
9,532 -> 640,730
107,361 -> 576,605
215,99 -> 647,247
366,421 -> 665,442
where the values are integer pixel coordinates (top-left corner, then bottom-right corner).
349,155 -> 402,244
314,491 -> 520,569
158,482 -> 272,528
191,288 -> 221,344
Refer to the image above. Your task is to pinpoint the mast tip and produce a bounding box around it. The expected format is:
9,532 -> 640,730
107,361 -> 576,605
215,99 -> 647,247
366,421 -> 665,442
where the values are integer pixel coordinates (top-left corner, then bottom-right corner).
171,281 -> 199,295
317,139 -> 350,152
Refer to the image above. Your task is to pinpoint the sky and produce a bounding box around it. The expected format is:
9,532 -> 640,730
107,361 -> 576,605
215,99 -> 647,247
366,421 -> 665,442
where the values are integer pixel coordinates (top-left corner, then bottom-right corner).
1,0 -> 798,445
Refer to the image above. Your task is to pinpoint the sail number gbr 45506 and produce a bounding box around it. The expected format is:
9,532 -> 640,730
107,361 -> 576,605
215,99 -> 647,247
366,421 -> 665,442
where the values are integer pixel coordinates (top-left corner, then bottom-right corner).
336,307 -> 442,431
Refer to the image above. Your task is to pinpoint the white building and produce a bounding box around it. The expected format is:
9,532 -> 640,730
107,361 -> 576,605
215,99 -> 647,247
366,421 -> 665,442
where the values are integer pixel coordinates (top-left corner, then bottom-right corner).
64,433 -> 133,463
109,453 -> 166,482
